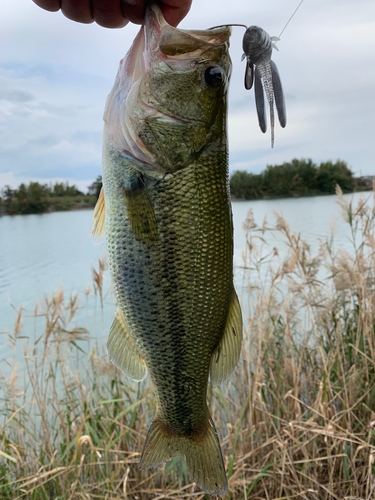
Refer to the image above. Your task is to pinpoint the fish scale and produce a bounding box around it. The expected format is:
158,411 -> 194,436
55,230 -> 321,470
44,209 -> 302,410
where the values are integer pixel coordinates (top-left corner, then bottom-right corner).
103,148 -> 232,433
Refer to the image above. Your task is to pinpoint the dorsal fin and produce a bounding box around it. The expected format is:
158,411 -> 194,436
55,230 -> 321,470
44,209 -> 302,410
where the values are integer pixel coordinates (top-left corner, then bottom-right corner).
91,187 -> 105,246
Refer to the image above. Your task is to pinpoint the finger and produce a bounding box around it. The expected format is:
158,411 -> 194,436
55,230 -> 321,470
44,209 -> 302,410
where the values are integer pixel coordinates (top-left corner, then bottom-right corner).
32,0 -> 61,12
121,0 -> 146,25
91,0 -> 128,28
161,0 -> 192,27
60,0 -> 94,24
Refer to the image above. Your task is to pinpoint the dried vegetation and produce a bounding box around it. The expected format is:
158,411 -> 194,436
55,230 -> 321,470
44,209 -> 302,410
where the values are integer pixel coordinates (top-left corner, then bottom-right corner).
1,187 -> 375,499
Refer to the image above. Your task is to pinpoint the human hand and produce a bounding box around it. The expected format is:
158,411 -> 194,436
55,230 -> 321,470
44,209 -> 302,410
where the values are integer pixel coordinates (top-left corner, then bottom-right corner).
32,0 -> 193,29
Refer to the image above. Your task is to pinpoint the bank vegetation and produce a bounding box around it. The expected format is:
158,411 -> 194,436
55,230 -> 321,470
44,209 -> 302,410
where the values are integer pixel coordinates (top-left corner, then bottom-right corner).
230,158 -> 372,200
0,177 -> 102,216
2,159 -> 372,216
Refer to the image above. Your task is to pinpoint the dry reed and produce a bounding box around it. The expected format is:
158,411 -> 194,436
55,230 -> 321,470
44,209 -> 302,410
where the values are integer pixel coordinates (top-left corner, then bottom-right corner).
1,187 -> 375,499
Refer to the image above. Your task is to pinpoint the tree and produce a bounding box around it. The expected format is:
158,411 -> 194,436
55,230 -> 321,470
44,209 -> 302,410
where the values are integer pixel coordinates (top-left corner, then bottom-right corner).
52,182 -> 83,197
317,160 -> 354,193
91,175 -> 102,199
1,186 -> 15,213
229,158 -> 354,199
21,182 -> 50,214
262,158 -> 319,196
230,171 -> 263,199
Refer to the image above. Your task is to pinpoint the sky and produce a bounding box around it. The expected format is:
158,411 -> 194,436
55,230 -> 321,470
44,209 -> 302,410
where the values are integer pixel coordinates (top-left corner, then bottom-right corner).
1,0 -> 375,193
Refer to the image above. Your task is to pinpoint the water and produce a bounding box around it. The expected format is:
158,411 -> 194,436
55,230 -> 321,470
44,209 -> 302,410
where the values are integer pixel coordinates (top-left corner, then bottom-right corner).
1,192 -> 371,360
232,192 -> 371,268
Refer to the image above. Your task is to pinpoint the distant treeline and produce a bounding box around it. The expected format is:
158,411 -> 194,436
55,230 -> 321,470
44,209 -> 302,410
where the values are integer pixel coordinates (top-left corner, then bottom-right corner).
1,162 -> 371,215
0,178 -> 102,215
230,159 -> 370,200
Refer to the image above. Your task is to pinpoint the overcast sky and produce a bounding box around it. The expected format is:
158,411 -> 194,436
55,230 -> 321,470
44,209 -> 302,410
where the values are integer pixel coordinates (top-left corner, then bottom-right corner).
1,0 -> 375,193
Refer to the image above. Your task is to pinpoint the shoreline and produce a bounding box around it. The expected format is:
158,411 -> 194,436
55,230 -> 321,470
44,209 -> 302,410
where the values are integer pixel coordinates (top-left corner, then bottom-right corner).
230,187 -> 372,202
0,201 -> 96,217
1,189 -> 372,217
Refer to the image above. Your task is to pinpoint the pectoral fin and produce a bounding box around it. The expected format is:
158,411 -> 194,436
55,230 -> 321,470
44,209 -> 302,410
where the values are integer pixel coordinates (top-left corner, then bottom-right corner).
271,60 -> 287,128
124,173 -> 158,244
254,67 -> 267,133
107,308 -> 147,382
210,290 -> 243,386
91,187 -> 105,246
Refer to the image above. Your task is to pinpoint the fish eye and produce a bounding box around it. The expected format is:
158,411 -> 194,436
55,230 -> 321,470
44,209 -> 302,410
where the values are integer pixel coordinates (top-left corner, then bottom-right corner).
204,66 -> 223,88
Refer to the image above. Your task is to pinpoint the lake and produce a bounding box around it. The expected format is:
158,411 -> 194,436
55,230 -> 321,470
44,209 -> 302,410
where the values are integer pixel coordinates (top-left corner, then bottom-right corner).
1,191 -> 371,364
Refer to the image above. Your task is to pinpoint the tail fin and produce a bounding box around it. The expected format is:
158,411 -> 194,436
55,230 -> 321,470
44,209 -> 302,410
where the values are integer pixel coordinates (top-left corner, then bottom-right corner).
139,417 -> 228,496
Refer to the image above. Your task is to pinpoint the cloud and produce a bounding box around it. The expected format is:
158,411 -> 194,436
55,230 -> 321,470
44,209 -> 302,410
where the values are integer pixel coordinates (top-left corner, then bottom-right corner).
0,89 -> 35,102
0,63 -> 103,180
0,170 -> 96,194
1,0 -> 375,191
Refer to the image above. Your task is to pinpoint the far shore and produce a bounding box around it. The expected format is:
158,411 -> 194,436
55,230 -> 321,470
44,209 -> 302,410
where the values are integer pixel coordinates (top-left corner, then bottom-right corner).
1,188 -> 373,217
0,199 -> 96,217
2,159 -> 372,216
230,187 -> 373,202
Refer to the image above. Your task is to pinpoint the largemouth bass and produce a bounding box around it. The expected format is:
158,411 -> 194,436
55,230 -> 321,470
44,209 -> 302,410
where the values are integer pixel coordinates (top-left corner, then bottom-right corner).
91,5 -> 242,496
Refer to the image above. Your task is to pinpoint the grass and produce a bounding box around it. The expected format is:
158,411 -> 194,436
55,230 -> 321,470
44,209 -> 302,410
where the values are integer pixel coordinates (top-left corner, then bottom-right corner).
1,186 -> 375,499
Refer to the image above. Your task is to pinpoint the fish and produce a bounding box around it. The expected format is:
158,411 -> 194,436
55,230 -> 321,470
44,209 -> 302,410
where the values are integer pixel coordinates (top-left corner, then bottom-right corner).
91,4 -> 243,496
242,25 -> 287,148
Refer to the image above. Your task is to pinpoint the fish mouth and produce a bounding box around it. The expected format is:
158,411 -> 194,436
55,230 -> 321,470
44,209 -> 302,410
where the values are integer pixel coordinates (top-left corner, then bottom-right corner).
149,5 -> 231,58
104,5 -> 231,169
125,5 -> 231,89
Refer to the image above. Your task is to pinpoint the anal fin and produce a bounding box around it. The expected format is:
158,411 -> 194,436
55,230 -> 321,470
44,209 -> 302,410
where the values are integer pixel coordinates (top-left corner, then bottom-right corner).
107,308 -> 147,382
210,289 -> 243,386
91,187 -> 105,246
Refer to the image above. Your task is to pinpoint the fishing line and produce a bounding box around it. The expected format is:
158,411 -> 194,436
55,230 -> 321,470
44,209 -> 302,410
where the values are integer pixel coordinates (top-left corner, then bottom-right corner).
278,0 -> 305,38
209,0 -> 306,38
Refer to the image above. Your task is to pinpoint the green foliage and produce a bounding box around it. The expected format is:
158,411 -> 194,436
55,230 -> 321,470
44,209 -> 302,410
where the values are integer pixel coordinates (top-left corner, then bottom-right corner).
51,182 -> 83,197
230,158 -> 356,199
0,186 -> 15,213
14,182 -> 50,214
262,158 -> 318,196
1,182 -> 50,214
230,171 -> 263,200
317,159 -> 354,193
0,181 -> 96,215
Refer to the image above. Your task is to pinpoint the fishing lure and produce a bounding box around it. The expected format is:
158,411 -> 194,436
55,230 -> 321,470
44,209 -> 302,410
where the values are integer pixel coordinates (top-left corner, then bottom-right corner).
210,0 -> 306,148
242,26 -> 286,148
